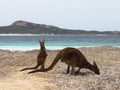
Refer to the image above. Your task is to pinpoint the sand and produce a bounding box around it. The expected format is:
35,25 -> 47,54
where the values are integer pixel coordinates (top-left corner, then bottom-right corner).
0,46 -> 120,90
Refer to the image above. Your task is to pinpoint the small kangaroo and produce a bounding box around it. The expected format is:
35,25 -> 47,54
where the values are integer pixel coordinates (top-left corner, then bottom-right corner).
29,47 -> 100,75
20,40 -> 47,72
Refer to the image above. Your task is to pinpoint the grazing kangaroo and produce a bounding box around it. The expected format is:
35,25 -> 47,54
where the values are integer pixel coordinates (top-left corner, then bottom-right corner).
20,40 -> 47,72
29,47 -> 100,75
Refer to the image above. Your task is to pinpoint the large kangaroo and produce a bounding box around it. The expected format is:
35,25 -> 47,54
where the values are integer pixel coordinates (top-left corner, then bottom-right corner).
20,40 -> 47,72
29,47 -> 100,75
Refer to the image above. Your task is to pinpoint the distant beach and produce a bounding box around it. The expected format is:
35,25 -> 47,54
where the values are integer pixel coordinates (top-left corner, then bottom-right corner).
0,46 -> 120,90
0,34 -> 55,36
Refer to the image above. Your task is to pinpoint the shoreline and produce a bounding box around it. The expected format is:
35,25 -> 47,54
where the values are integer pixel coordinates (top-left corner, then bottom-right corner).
0,46 -> 120,51
0,34 -> 118,36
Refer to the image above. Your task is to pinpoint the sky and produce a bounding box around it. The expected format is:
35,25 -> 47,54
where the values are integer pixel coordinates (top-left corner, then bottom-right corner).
0,0 -> 120,31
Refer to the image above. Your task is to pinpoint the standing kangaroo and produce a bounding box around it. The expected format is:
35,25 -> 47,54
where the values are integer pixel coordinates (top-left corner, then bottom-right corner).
20,40 -> 47,72
29,47 -> 100,75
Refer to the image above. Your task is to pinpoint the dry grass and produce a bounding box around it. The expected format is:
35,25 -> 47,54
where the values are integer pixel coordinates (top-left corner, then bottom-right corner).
0,46 -> 120,90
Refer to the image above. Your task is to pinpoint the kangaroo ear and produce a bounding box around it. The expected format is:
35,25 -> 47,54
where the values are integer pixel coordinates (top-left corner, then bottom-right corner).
93,61 -> 98,68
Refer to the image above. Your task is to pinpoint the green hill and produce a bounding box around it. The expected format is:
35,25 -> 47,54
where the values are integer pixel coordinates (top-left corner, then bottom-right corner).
0,20 -> 119,35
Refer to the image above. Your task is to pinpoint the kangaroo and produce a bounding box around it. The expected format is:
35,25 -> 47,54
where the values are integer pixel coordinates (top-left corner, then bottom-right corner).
29,47 -> 100,75
20,40 -> 47,72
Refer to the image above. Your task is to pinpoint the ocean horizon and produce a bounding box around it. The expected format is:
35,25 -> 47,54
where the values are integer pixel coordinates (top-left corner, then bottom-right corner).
0,34 -> 120,51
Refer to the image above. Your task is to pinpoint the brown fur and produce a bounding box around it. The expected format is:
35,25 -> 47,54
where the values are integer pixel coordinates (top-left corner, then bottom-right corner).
20,40 -> 47,72
29,47 -> 100,75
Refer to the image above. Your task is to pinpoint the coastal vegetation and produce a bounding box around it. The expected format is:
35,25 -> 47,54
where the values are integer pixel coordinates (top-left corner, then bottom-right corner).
0,20 -> 120,35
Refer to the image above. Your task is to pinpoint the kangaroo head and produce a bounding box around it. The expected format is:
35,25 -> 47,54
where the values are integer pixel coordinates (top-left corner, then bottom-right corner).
39,40 -> 45,49
93,61 -> 100,75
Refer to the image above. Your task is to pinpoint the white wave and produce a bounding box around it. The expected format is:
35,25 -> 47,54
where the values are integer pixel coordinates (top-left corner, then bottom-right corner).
0,34 -> 41,36
0,33 -> 55,36
0,46 -> 98,51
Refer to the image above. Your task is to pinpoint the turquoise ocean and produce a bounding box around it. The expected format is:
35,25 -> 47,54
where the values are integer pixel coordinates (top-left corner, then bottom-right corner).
0,34 -> 120,51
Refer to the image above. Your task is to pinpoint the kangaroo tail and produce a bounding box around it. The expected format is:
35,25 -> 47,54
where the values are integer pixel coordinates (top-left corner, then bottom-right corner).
20,64 -> 40,71
28,53 -> 61,73
28,69 -> 42,74
42,53 -> 61,72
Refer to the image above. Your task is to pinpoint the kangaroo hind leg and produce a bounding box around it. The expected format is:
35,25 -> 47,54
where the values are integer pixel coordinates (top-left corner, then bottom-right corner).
20,62 -> 41,71
75,68 -> 81,74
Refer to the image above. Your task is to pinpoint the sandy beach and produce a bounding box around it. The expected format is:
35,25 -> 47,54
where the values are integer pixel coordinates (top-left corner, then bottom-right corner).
0,46 -> 120,90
